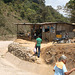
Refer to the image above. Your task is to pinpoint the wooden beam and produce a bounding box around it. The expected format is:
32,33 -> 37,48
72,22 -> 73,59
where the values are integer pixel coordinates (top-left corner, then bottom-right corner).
14,22 -> 74,26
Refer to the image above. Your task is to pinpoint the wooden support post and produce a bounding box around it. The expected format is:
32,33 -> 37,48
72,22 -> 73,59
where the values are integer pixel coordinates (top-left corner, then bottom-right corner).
55,24 -> 57,38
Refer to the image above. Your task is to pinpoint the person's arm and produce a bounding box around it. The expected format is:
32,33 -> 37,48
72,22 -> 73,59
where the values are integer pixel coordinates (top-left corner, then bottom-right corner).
41,39 -> 42,43
53,69 -> 55,72
53,65 -> 56,72
64,68 -> 75,75
35,41 -> 37,48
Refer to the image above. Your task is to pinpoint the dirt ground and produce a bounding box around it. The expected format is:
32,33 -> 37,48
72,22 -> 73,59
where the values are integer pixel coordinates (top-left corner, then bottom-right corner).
0,39 -> 75,75
0,40 -> 54,75
0,41 -> 39,75
0,57 -> 40,75
15,39 -> 75,72
41,43 -> 75,70
14,39 -> 53,51
14,39 -> 75,69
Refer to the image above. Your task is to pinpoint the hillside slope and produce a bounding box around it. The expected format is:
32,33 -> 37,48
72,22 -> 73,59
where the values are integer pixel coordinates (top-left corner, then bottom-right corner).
0,0 -> 69,36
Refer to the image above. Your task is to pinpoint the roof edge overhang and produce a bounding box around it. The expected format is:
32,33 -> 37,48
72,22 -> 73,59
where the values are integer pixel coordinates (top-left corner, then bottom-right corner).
14,22 -> 74,26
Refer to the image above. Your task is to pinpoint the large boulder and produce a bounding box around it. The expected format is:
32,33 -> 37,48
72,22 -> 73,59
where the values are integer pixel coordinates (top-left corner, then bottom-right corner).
8,42 -> 37,62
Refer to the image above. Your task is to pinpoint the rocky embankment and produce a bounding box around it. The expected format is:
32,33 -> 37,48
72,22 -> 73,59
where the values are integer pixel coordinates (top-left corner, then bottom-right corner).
8,43 -> 37,62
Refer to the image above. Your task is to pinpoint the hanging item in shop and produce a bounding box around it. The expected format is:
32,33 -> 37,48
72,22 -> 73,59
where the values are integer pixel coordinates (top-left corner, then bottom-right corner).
42,26 -> 45,32
47,26 -> 50,29
50,24 -> 56,33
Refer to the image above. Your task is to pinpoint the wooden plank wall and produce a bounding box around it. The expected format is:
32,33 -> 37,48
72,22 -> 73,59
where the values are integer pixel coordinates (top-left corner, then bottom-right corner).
42,25 -> 56,41
57,24 -> 73,32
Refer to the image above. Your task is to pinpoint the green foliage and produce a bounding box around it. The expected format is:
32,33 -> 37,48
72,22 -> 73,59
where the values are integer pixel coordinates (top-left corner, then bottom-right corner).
17,17 -> 21,20
66,0 -> 75,9
3,0 -> 14,3
2,0 -> 69,23
7,12 -> 11,16
20,10 -> 25,19
0,14 -> 6,27
31,2 -> 39,11
0,0 -> 70,36
26,8 -> 37,23
66,0 -> 75,22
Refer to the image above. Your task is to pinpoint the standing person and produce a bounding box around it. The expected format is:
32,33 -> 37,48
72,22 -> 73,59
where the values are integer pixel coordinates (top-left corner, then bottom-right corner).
35,36 -> 42,58
65,32 -> 69,40
28,32 -> 31,40
53,55 -> 75,75
34,32 -> 36,39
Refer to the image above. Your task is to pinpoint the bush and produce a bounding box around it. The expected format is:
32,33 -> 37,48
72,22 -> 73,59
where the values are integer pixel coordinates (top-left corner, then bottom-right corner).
0,14 -> 6,27
17,17 -> 21,20
7,12 -> 11,16
3,0 -> 13,3
20,10 -> 25,19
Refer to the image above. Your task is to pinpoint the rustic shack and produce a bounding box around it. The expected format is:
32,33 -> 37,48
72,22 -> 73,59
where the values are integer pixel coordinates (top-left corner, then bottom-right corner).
15,22 -> 75,41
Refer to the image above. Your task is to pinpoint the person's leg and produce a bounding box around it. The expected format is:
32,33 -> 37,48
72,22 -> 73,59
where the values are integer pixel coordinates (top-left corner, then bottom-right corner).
34,36 -> 35,39
38,46 -> 40,58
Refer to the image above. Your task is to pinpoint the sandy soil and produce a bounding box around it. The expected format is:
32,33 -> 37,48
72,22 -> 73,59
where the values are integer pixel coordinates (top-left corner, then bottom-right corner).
0,40 -> 54,75
14,39 -> 53,52
41,43 -> 75,75
0,39 -> 75,75
0,57 -> 39,75
0,41 -> 39,75
0,41 -> 13,55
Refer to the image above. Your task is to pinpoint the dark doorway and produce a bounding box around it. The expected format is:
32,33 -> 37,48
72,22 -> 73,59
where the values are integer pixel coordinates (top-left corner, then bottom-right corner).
36,29 -> 42,38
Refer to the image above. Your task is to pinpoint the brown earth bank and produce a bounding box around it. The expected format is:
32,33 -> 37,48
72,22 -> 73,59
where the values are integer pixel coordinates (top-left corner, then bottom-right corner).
41,43 -> 75,70
0,40 -> 75,75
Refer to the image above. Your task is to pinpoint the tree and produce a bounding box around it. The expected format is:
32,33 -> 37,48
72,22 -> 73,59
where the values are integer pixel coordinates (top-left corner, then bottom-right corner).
66,0 -> 75,22
3,0 -> 14,3
26,8 -> 37,23
0,14 -> 6,27
20,10 -> 25,19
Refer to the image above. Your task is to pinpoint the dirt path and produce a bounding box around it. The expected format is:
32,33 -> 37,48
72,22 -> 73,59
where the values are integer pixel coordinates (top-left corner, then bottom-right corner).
14,39 -> 53,52
0,41 -> 13,56
0,57 -> 39,75
14,39 -> 53,64
14,39 -> 75,75
0,40 -> 74,75
0,40 -> 54,75
0,41 -> 39,75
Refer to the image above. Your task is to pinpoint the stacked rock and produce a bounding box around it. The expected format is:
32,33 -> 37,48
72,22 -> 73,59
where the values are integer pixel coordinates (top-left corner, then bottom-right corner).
8,42 -> 37,62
